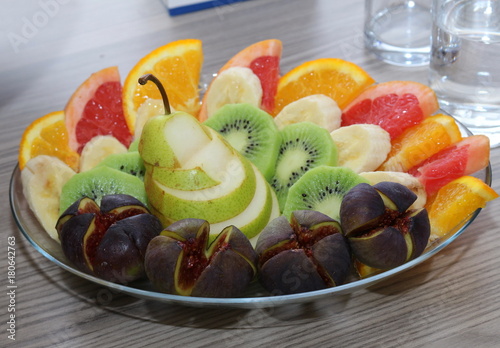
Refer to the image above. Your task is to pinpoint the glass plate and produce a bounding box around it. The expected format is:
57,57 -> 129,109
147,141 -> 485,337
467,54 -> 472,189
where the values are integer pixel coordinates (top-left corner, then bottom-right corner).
9,122 -> 492,309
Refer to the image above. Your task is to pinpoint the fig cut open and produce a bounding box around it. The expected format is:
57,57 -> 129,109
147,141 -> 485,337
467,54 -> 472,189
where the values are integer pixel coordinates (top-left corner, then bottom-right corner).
255,210 -> 351,295
56,194 -> 163,284
340,182 -> 430,270
144,218 -> 257,298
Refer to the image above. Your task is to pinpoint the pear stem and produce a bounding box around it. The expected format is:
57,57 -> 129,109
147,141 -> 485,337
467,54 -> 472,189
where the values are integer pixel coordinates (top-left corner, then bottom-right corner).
138,74 -> 171,115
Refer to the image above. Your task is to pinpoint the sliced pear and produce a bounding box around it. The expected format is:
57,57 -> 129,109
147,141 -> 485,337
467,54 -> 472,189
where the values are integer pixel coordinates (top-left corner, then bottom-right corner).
210,163 -> 279,241
249,189 -> 280,247
150,163 -> 280,243
140,112 -> 215,168
139,114 -> 175,167
135,98 -> 171,138
150,165 -> 220,191
145,153 -> 256,223
163,113 -> 215,166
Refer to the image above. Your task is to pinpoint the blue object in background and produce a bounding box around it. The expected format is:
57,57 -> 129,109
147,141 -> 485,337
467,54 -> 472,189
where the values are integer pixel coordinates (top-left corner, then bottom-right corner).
166,0 -> 252,16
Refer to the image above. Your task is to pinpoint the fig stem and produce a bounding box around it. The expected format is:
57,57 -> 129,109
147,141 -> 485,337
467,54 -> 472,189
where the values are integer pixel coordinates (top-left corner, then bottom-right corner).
138,74 -> 171,115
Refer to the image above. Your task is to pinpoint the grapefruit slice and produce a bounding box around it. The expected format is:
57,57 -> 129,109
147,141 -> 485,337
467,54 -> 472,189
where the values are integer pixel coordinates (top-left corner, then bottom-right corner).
199,39 -> 282,121
341,81 -> 439,139
409,135 -> 490,195
65,66 -> 132,153
379,114 -> 463,172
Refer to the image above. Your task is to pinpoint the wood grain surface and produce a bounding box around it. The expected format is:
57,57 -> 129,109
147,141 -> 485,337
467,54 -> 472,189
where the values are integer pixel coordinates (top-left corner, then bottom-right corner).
1,1 -> 500,347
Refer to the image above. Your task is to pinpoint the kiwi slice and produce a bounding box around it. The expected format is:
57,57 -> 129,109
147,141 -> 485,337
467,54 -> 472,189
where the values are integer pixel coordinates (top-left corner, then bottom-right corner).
59,166 -> 148,214
283,165 -> 368,221
203,103 -> 281,181
97,151 -> 146,180
128,138 -> 140,152
270,122 -> 338,210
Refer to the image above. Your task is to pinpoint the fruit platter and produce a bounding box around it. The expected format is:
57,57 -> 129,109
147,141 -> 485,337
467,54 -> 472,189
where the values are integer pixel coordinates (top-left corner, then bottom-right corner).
10,39 -> 498,309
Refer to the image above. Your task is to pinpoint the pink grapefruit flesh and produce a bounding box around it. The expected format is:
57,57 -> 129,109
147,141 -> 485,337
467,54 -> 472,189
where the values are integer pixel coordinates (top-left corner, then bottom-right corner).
65,66 -> 132,153
341,81 -> 439,139
409,135 -> 490,195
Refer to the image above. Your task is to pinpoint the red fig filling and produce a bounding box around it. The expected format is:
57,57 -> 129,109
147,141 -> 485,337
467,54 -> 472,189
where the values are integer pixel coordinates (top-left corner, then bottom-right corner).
177,231 -> 230,292
259,239 -> 299,268
177,237 -> 208,291
260,222 -> 340,287
79,199 -> 100,214
295,223 -> 337,248
353,208 -> 405,238
260,223 -> 340,266
83,207 -> 147,268
293,223 -> 341,287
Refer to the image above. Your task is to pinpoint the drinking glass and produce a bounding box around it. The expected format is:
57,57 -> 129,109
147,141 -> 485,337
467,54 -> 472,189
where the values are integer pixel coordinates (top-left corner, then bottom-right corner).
429,0 -> 500,147
364,0 -> 433,66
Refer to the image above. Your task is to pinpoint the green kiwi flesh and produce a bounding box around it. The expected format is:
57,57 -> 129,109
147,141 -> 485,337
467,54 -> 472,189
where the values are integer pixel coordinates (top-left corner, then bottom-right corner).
270,122 -> 338,211
128,138 -> 140,152
97,151 -> 146,180
203,103 -> 281,181
59,166 -> 148,214
283,165 -> 368,221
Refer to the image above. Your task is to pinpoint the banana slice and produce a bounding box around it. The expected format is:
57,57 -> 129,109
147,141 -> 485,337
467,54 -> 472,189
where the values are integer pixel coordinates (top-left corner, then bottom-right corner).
21,155 -> 76,241
274,94 -> 341,131
330,124 -> 391,173
359,171 -> 427,209
204,67 -> 263,118
79,135 -> 128,172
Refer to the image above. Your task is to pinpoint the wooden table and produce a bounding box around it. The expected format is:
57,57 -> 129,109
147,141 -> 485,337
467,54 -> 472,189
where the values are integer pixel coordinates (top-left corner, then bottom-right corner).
2,1 -> 500,347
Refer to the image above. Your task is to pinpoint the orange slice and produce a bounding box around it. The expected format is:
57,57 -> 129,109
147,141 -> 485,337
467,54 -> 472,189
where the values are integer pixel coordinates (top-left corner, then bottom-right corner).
273,58 -> 374,115
18,111 -> 80,171
426,176 -> 499,240
123,39 -> 203,133
379,114 -> 463,172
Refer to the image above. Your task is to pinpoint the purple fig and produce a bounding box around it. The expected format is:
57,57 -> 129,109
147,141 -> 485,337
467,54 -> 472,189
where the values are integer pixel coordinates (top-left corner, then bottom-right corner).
56,194 -> 162,284
255,210 -> 350,295
144,219 -> 257,298
340,182 -> 430,270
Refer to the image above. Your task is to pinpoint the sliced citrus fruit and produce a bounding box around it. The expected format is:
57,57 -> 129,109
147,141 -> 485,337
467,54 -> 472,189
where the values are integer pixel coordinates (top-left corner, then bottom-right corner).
379,114 -> 462,172
199,39 -> 282,120
18,111 -> 80,171
409,135 -> 491,195
273,58 -> 375,115
65,66 -> 132,153
342,81 -> 439,139
426,175 -> 498,240
123,39 -> 203,132
354,259 -> 383,279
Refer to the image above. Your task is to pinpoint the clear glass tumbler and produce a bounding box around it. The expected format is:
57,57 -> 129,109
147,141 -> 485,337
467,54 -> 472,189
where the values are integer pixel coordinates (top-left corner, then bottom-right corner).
365,0 -> 433,66
429,0 -> 500,147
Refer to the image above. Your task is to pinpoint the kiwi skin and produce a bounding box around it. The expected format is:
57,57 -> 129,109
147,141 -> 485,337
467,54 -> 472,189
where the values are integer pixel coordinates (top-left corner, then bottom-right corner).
203,103 -> 281,181
59,165 -> 148,214
282,165 -> 368,221
269,122 -> 338,211
97,151 -> 146,180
